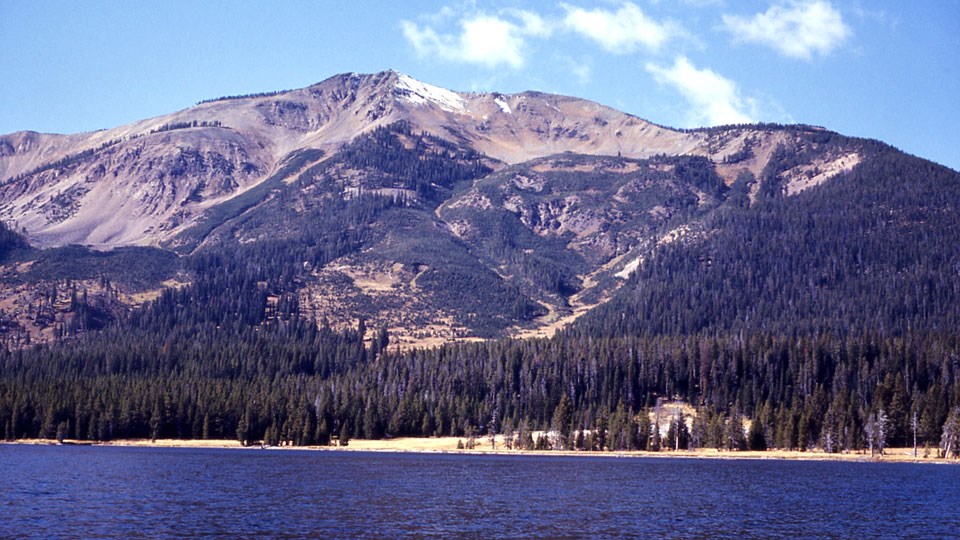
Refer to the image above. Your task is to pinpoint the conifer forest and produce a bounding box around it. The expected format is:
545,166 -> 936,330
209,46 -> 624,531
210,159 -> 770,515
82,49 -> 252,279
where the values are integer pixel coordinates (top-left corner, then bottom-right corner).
1,121 -> 959,458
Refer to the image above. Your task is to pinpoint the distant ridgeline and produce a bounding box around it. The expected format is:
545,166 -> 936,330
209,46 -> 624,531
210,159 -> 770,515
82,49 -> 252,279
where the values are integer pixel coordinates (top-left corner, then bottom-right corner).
196,90 -> 294,105
149,120 -> 223,134
1,118 -> 960,456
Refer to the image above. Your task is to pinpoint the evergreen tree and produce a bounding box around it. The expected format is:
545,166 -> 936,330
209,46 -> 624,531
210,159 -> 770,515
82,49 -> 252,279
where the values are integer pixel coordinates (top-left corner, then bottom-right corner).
552,394 -> 573,451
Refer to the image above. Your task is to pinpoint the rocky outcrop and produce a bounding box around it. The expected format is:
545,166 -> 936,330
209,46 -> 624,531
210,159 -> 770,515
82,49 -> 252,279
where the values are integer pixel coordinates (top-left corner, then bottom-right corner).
0,71 -> 722,249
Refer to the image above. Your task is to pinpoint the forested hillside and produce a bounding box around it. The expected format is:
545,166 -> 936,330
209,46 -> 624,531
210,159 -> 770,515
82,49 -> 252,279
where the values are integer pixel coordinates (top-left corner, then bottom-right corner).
1,74 -> 959,455
2,299 -> 959,454
579,142 -> 960,338
2,134 -> 959,456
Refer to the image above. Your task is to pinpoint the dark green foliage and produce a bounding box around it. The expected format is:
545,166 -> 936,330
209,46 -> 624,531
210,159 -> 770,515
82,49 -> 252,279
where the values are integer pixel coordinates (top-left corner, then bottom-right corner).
149,120 -> 223,134
667,155 -> 727,199
26,246 -> 180,291
552,394 -> 573,450
0,315 -> 367,443
1,125 -> 959,456
173,148 -> 324,252
443,207 -> 585,298
4,323 -> 957,452
0,221 -> 32,263
578,148 -> 960,338
197,90 -> 294,105
440,153 -> 726,306
665,410 -> 690,450
326,121 -> 491,204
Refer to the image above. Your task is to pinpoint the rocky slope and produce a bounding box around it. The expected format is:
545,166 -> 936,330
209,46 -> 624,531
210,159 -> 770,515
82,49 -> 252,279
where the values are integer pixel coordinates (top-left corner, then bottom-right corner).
0,70 -> 758,249
0,71 -> 934,346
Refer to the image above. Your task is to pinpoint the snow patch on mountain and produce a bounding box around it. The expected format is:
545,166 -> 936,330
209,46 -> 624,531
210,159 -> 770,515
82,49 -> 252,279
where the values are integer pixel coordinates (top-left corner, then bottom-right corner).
395,73 -> 465,113
495,97 -> 511,114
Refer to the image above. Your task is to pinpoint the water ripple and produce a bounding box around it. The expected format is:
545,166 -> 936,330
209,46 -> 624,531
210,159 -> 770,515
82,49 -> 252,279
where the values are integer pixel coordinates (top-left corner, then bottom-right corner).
1,446 -> 958,538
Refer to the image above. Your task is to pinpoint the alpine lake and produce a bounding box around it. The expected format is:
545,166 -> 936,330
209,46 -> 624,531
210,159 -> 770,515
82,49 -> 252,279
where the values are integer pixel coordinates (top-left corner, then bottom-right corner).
2,444 -> 958,538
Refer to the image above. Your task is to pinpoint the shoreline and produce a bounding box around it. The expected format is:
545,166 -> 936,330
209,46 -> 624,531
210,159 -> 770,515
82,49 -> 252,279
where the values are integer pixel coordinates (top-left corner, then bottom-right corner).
3,437 -> 955,464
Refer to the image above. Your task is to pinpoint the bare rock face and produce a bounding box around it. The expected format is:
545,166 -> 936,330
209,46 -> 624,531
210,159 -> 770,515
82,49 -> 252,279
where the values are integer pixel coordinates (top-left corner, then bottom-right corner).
0,71 -> 883,345
0,71 -> 729,250
0,129 -> 269,248
437,153 -> 728,318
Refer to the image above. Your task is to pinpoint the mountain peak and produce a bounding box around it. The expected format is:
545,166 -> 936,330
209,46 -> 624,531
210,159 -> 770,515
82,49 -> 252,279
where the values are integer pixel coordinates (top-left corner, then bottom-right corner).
0,69 -> 768,250
1,69 -> 956,351
393,72 -> 466,113
306,70 -> 466,113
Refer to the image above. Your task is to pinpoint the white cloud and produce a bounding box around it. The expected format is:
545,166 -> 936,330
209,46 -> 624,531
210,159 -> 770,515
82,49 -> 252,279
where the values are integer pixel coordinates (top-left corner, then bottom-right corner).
570,61 -> 591,85
722,1 -> 851,60
556,56 -> 592,85
645,56 -> 756,126
509,9 -> 553,38
562,2 -> 680,53
401,10 -> 551,69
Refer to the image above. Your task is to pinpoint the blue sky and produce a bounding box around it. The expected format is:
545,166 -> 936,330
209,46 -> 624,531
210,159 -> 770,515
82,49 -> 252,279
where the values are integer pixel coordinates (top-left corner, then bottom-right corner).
1,1 -> 957,170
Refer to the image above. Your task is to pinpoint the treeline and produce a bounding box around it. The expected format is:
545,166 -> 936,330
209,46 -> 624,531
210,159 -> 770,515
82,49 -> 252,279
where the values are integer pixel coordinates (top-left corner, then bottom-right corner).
0,318 -> 368,444
2,124 -> 960,459
0,221 -> 31,261
197,89 -> 293,105
3,138 -> 123,184
318,121 -> 492,203
578,147 -> 960,339
149,120 -> 224,134
2,325 -> 959,456
318,331 -> 960,455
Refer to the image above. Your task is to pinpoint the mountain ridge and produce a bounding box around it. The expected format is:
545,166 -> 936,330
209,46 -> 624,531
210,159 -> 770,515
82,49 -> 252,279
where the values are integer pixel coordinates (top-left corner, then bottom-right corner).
0,70 -> 760,250
0,71 -> 955,348
3,73 -> 960,455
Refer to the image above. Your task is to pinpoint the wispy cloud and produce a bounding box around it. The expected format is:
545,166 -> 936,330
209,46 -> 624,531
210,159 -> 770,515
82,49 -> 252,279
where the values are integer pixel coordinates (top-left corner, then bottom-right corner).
674,0 -> 722,7
401,10 -> 550,69
645,56 -> 756,126
562,2 -> 682,54
569,60 -> 591,85
401,2 -> 685,69
507,8 -> 553,38
557,55 -> 592,85
721,1 -> 850,60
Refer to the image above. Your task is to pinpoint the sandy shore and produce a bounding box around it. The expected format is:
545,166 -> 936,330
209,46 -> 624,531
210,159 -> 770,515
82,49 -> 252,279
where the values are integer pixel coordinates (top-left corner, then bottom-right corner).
4,437 -> 955,464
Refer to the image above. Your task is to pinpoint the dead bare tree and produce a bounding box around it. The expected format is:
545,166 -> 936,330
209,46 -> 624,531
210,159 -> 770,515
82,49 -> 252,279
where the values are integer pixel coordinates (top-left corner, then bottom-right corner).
940,407 -> 960,459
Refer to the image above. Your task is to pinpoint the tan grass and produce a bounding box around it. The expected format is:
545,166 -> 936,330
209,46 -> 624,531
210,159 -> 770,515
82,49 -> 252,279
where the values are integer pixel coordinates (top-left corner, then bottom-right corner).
7,438 -> 952,464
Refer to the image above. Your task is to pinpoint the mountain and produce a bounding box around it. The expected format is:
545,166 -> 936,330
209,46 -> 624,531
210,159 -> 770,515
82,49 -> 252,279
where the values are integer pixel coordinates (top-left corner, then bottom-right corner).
2,71 -> 960,451
0,70 -> 692,249
0,70 -> 835,251
0,71 -> 954,349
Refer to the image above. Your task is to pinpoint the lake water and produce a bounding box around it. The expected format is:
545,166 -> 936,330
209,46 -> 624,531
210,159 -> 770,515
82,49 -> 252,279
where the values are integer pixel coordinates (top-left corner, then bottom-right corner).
2,445 -> 958,538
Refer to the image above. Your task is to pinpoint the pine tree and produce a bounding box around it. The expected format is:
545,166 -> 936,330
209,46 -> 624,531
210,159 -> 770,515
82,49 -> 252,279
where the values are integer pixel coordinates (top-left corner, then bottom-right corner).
552,394 -> 573,451
747,416 -> 767,451
338,423 -> 350,447
724,408 -> 745,451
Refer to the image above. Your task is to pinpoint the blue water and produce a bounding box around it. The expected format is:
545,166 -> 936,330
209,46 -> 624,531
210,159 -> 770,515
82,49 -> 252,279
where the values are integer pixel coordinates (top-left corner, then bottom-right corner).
1,445 -> 958,538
